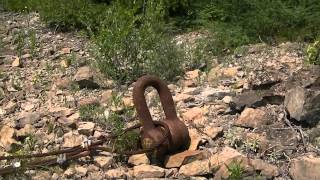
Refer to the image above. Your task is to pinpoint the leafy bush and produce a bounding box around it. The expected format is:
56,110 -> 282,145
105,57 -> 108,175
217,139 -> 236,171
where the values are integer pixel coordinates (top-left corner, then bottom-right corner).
93,2 -> 184,84
306,38 -> 320,65
2,0 -> 109,33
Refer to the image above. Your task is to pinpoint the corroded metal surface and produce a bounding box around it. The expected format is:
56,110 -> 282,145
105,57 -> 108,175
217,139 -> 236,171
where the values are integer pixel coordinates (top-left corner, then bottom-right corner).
133,75 -> 190,162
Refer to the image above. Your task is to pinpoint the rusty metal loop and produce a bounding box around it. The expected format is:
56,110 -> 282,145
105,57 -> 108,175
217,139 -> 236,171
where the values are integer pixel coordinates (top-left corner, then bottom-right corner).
133,75 -> 178,130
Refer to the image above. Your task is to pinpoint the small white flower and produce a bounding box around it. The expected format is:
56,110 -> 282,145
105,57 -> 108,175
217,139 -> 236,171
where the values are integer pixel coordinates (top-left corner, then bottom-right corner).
13,161 -> 21,168
57,154 -> 67,164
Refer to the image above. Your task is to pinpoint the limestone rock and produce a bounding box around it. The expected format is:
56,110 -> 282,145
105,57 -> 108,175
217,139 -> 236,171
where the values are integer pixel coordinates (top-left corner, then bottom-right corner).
16,124 -> 35,137
78,97 -> 99,106
164,150 -> 207,168
122,97 -> 134,107
201,88 -> 235,101
179,159 -> 211,176
21,102 -> 35,111
55,78 -> 72,89
61,47 -> 71,54
57,113 -> 79,128
100,90 -> 113,104
182,107 -> 205,125
222,96 -> 233,104
188,128 -> 202,150
62,131 -> 85,148
289,155 -> 320,180
0,126 -> 20,151
204,126 -> 223,139
64,167 -> 75,178
77,121 -> 95,136
15,112 -> 41,128
128,153 -> 150,166
12,56 -> 21,67
234,108 -> 270,128
133,164 -> 165,178
94,156 -> 113,169
49,107 -> 74,118
3,101 -> 17,115
75,166 -> 88,177
231,90 -> 284,112
285,86 -> 320,125
105,168 -> 127,179
185,69 -> 200,79
60,59 -> 70,68
74,66 -> 100,89
209,147 -> 243,169
207,66 -> 239,87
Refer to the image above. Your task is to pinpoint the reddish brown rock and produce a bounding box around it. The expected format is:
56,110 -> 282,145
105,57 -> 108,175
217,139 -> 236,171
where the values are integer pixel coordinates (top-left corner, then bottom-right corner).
185,69 -> 200,79
133,164 -> 165,178
78,97 -> 99,106
204,126 -> 223,139
188,129 -> 202,150
182,107 -> 205,125
234,108 -> 269,128
289,155 -> 320,180
164,150 -> 207,168
0,126 -> 20,151
179,159 -> 211,176
128,154 -> 150,166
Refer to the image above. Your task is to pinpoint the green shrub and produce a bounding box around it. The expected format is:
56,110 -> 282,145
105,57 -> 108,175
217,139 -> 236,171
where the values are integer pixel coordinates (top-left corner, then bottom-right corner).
226,160 -> 245,180
2,0 -> 109,33
306,38 -> 320,65
79,104 -> 105,123
93,2 -> 184,84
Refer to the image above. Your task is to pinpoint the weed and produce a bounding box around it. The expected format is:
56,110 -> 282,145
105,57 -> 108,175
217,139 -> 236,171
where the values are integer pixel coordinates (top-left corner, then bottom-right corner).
107,110 -> 140,153
24,134 -> 38,151
31,72 -> 42,87
0,68 -> 4,79
226,160 -> 245,180
67,52 -> 77,67
44,62 -> 54,73
69,83 -> 80,92
244,138 -> 260,153
224,127 -> 244,149
306,38 -> 320,65
28,29 -> 37,57
46,121 -> 55,134
79,104 -> 104,123
110,92 -> 123,108
13,30 -> 26,57
0,37 -> 4,53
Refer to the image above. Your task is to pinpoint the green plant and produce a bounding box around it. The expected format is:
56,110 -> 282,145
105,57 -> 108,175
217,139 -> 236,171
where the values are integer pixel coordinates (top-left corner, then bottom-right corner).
13,30 -> 26,57
24,134 -> 38,151
224,128 -> 244,149
107,111 -> 140,152
93,1 -> 184,84
66,52 -> 77,67
79,104 -> 104,123
226,160 -> 245,180
244,139 -> 260,153
28,29 -> 37,57
306,38 -> 320,65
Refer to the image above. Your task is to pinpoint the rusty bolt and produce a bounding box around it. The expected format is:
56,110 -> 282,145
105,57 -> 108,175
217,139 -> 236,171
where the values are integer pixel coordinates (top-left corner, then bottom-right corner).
133,75 -> 190,163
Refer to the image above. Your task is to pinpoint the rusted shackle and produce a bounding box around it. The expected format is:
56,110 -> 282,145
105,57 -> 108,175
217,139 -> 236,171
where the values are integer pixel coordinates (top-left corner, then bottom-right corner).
133,75 -> 190,161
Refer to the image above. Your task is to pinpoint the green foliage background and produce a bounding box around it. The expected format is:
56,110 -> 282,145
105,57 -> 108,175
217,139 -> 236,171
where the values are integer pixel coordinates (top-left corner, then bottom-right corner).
2,0 -> 320,82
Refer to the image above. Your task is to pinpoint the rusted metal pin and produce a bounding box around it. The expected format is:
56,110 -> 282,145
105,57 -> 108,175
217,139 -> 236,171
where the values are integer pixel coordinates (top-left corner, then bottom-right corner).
133,75 -> 190,163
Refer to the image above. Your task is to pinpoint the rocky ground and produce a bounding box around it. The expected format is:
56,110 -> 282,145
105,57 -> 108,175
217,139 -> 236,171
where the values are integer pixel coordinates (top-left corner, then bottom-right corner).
1,12 -> 320,180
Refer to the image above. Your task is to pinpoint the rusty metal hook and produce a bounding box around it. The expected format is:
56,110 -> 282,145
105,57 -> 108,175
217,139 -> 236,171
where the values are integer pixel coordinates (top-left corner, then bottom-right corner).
133,75 -> 190,161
